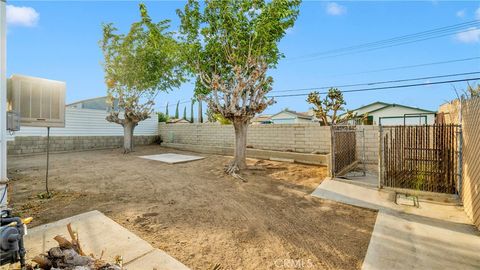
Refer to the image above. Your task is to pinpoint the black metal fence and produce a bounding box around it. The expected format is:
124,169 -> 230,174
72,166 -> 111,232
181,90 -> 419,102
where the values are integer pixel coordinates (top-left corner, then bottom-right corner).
381,124 -> 461,194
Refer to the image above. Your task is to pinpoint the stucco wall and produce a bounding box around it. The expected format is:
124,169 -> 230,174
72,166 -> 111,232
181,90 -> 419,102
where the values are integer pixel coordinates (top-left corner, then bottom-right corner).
159,123 -> 331,154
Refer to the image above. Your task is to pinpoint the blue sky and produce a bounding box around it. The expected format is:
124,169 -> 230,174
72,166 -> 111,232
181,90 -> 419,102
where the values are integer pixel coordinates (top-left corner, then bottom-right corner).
6,1 -> 480,117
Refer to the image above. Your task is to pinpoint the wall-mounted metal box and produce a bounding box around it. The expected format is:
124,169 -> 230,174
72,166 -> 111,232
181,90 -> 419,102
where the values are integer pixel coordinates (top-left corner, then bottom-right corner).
6,111 -> 20,131
8,74 -> 66,128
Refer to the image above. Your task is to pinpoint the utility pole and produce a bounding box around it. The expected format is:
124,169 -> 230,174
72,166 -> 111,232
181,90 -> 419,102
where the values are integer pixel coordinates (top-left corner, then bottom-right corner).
0,0 -> 7,208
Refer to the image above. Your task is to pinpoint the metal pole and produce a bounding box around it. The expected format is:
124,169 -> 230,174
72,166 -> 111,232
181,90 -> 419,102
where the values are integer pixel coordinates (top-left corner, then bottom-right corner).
458,126 -> 463,197
0,0 -> 8,209
330,126 -> 335,178
362,128 -> 366,176
45,127 -> 50,195
378,125 -> 383,189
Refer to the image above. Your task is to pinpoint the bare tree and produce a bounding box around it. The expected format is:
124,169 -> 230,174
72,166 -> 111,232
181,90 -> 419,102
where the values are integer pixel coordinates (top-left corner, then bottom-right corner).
307,88 -> 359,126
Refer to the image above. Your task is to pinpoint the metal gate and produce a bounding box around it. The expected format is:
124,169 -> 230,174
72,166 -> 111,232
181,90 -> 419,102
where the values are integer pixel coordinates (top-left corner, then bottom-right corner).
380,124 -> 461,194
331,126 -> 365,177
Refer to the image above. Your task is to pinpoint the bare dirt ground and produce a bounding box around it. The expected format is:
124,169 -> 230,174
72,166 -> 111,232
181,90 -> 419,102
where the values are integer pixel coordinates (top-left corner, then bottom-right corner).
7,146 -> 376,270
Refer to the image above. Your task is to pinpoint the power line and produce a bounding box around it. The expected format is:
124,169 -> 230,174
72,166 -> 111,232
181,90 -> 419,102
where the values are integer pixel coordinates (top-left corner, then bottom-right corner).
269,77 -> 480,98
287,20 -> 480,62
323,56 -> 480,78
292,20 -> 479,59
271,71 -> 480,93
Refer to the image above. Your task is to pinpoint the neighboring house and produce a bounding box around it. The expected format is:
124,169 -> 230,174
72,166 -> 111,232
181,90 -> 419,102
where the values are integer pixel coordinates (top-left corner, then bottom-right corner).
167,118 -> 190,124
270,109 -> 313,124
349,101 -> 436,125
251,114 -> 272,125
67,96 -> 118,111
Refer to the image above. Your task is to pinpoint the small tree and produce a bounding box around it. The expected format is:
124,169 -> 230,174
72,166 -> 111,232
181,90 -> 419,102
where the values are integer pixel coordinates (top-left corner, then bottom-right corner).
175,100 -> 180,119
165,102 -> 169,117
307,88 -> 358,126
178,0 -> 300,175
190,99 -> 195,123
157,112 -> 169,122
198,100 -> 203,123
100,4 -> 186,153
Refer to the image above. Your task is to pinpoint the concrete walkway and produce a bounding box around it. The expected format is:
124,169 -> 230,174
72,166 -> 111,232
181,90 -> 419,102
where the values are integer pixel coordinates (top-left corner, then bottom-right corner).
25,210 -> 190,270
312,179 -> 480,270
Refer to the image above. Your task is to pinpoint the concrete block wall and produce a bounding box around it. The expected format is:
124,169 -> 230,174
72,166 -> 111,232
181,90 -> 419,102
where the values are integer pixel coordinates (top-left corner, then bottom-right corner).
159,123 -> 331,154
7,135 -> 157,155
356,126 -> 379,164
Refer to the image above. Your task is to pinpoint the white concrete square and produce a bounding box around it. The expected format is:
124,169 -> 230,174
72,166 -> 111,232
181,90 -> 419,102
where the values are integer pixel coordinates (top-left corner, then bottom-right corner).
139,153 -> 205,164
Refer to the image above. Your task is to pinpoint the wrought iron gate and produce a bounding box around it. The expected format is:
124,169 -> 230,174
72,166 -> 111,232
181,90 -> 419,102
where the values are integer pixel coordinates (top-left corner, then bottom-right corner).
331,126 -> 364,177
380,124 -> 461,194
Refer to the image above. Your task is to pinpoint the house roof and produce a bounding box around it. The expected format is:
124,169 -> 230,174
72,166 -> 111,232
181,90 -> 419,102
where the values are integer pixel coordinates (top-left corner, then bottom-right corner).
350,101 -> 436,114
351,101 -> 390,113
368,103 -> 436,114
167,118 -> 190,124
66,96 -> 108,107
251,114 -> 272,122
271,109 -> 312,120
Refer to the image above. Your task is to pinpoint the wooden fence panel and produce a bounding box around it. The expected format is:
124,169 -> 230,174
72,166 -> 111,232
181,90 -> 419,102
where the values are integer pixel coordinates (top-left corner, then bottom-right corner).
382,125 -> 460,194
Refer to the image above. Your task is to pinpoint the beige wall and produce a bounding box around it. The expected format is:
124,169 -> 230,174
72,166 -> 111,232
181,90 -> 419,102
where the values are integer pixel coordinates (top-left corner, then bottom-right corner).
459,98 -> 480,229
356,126 -> 380,164
7,135 -> 156,155
438,97 -> 480,229
159,123 -> 331,154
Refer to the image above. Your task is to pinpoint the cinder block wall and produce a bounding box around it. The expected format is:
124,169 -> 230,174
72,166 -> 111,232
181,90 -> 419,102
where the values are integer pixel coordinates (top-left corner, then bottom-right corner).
159,123 -> 331,154
7,136 -> 157,155
356,126 -> 379,164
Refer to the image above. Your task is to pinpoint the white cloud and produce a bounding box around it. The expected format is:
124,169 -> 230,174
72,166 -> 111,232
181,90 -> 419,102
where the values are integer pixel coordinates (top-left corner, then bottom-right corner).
6,5 -> 39,27
456,10 -> 466,18
455,27 -> 480,44
476,7 -> 480,20
326,2 -> 346,16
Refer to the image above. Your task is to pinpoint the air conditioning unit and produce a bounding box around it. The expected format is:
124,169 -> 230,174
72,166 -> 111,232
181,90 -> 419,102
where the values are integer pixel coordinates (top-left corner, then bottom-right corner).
7,74 -> 66,128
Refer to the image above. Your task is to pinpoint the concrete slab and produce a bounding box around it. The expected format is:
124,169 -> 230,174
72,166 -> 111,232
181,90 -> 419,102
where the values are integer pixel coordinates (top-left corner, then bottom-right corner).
139,153 -> 204,164
125,249 -> 190,270
25,210 -> 190,270
312,179 -> 480,270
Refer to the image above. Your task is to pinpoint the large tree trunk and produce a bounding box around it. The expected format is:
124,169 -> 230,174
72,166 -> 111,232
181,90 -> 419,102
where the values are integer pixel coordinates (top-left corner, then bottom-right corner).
226,118 -> 248,175
123,121 -> 136,153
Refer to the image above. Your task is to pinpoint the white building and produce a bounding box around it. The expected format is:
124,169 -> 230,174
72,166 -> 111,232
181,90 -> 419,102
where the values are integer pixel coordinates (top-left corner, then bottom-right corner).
270,109 -> 313,124
350,101 -> 436,125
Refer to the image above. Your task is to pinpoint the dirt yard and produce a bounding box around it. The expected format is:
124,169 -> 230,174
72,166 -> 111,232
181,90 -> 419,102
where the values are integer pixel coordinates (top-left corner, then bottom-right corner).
7,146 -> 376,270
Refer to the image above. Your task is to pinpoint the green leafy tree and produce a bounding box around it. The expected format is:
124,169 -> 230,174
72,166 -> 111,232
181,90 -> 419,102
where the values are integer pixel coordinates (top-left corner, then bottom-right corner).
100,4 -> 186,153
307,88 -> 358,126
177,0 -> 301,175
175,100 -> 180,119
165,102 -> 169,117
157,112 -> 169,122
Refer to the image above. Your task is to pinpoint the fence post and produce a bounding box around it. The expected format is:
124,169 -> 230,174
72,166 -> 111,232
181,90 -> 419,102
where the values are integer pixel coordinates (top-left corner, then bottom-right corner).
330,126 -> 335,178
362,128 -> 366,176
378,125 -> 383,189
458,125 -> 463,197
